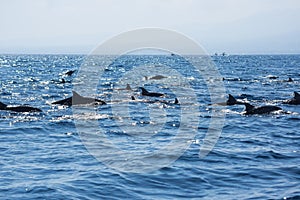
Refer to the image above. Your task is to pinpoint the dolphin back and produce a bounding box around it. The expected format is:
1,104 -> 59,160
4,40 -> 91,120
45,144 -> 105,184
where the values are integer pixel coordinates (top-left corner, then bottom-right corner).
0,101 -> 7,109
244,102 -> 282,115
7,106 -> 42,113
52,97 -> 72,106
72,91 -> 106,105
244,103 -> 255,113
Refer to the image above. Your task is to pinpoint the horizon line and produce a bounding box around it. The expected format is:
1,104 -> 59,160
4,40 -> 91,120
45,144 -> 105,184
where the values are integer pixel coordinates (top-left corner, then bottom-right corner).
0,52 -> 300,56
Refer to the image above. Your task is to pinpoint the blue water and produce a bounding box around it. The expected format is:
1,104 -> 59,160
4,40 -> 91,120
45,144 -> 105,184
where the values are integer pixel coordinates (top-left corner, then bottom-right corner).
0,54 -> 299,199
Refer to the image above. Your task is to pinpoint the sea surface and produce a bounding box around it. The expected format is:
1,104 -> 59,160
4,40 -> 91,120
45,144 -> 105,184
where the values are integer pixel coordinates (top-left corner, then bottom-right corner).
0,54 -> 299,199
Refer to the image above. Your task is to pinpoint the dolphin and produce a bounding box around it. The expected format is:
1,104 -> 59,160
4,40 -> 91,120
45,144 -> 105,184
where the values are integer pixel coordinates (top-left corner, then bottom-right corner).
131,96 -> 178,104
0,101 -> 42,112
226,94 -> 245,105
174,98 -> 179,104
52,91 -> 106,106
209,94 -> 244,106
243,103 -> 282,115
139,87 -> 164,97
114,84 -> 132,91
65,70 -> 76,76
283,92 -> 300,105
144,75 -> 167,80
125,84 -> 132,90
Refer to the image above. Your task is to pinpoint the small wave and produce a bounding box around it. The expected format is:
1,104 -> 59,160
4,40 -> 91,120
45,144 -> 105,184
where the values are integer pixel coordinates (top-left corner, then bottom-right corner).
50,113 -> 111,122
255,150 -> 295,160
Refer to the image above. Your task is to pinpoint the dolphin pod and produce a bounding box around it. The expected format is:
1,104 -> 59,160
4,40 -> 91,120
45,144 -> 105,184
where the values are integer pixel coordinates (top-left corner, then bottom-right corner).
0,101 -> 42,113
241,91 -> 299,114
1,83 -> 298,115
0,91 -> 107,113
52,91 -> 106,106
210,93 -> 300,115
226,94 -> 283,115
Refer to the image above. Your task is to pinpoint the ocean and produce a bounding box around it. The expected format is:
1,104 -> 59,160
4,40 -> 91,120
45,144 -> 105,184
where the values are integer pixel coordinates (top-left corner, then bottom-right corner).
0,54 -> 299,199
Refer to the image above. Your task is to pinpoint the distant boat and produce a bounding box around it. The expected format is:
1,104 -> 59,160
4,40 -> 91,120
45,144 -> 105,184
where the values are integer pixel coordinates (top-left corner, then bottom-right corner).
214,52 -> 227,56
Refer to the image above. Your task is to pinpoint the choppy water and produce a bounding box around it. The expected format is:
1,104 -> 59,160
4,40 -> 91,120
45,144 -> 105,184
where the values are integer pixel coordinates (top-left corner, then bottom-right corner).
0,54 -> 299,199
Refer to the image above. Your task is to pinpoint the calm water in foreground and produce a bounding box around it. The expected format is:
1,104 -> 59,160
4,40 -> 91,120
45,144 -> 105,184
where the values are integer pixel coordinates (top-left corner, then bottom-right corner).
0,54 -> 299,199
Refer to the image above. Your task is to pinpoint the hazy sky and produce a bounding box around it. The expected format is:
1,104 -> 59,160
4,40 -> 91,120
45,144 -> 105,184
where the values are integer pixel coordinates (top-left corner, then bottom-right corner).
1,0 -> 300,54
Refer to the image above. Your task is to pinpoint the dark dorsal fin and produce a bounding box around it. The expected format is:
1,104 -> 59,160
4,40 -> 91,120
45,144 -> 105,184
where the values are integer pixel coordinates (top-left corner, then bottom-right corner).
72,91 -> 83,99
140,87 -> 149,94
126,84 -> 132,90
244,103 -> 255,112
174,98 -> 179,104
0,101 -> 7,109
131,96 -> 135,100
227,94 -> 237,105
66,70 -> 76,76
294,92 -> 300,99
